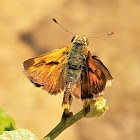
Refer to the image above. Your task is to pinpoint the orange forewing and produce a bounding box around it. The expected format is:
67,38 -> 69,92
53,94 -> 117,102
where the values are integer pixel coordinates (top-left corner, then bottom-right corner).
91,55 -> 113,86
87,51 -> 107,95
81,51 -> 113,99
23,46 -> 69,94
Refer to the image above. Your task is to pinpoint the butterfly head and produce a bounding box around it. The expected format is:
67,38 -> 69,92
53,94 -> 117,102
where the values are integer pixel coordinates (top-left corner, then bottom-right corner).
71,35 -> 89,46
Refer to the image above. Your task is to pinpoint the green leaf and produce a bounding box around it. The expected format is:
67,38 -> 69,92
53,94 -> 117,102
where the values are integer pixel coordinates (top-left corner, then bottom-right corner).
0,107 -> 16,134
0,128 -> 38,140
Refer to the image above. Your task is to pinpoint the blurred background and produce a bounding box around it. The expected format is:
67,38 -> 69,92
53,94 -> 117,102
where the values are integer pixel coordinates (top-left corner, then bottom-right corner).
0,0 -> 140,140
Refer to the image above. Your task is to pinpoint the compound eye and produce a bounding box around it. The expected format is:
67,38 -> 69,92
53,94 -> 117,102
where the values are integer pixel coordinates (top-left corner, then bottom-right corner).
71,36 -> 76,43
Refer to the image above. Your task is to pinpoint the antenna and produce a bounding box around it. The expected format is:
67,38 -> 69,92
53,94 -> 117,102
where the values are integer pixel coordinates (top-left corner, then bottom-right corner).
52,19 -> 75,35
88,32 -> 114,38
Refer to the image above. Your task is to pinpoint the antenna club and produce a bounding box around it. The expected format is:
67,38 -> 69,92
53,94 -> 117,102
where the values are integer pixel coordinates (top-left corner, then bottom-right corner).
107,32 -> 114,36
52,18 -> 58,24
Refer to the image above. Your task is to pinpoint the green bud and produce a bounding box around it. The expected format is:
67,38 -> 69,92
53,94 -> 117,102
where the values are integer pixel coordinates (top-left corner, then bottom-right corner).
83,97 -> 108,118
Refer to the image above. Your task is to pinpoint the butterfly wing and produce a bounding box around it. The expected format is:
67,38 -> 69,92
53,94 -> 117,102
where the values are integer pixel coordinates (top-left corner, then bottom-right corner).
81,51 -> 113,99
23,46 -> 69,94
92,55 -> 113,86
81,64 -> 93,99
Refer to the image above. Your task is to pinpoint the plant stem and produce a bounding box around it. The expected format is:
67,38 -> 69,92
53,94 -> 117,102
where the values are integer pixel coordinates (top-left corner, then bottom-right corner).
42,109 -> 85,140
42,97 -> 108,140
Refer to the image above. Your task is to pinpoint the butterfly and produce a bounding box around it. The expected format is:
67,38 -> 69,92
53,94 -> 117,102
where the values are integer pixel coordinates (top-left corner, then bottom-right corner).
22,20 -> 113,109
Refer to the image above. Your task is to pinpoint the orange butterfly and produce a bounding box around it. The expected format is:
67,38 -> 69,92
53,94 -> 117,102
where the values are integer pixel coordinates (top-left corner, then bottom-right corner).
22,19 -> 113,109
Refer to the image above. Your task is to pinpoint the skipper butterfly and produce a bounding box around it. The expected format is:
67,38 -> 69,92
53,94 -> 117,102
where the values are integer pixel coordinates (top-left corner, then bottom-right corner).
22,19 -> 113,109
